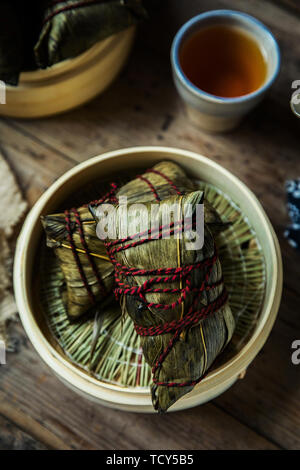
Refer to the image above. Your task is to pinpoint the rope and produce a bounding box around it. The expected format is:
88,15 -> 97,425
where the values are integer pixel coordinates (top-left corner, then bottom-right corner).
65,209 -> 96,305
64,183 -> 118,304
137,175 -> 161,202
44,0 -> 108,25
105,216 -> 228,392
62,168 -> 183,303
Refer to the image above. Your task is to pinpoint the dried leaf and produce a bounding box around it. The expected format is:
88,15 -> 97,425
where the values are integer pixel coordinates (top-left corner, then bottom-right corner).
35,0 -> 148,68
42,162 -> 227,320
104,191 -> 235,412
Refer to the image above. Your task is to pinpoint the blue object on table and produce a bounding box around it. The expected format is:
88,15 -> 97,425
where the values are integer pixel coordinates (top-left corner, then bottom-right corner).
284,179 -> 300,249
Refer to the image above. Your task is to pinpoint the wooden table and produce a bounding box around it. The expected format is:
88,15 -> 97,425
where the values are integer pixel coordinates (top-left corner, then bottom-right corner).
1,0 -> 300,450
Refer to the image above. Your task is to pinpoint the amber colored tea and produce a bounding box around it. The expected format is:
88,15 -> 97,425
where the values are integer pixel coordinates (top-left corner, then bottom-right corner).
180,25 -> 267,98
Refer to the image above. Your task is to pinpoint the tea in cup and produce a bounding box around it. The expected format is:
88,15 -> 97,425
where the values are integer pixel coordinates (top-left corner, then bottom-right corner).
171,10 -> 280,132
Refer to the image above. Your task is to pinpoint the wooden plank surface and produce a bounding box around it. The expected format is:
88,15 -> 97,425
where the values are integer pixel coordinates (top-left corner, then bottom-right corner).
0,414 -> 47,450
0,322 -> 279,450
0,0 -> 300,450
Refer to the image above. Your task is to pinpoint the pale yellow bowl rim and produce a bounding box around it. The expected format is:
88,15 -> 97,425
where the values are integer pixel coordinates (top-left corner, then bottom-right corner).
14,146 -> 283,409
6,27 -> 134,87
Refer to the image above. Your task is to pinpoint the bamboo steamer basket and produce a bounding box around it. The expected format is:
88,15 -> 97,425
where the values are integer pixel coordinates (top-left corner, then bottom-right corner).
0,27 -> 135,119
14,146 -> 283,412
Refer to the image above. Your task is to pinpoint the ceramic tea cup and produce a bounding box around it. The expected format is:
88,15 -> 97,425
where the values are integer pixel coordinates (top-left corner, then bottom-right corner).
171,10 -> 280,132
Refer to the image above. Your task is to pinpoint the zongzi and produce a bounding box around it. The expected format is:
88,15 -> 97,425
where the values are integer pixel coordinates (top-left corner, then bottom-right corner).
1,1 -> 155,85
41,184 -> 117,320
42,162 -> 226,320
101,191 -> 235,412
35,0 -> 148,68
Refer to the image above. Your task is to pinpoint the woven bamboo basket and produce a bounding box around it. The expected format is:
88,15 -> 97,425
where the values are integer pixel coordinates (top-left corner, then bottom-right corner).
14,147 -> 283,412
0,27 -> 135,119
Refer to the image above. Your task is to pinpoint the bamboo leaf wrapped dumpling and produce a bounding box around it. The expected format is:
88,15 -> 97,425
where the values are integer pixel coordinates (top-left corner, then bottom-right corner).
41,203 -> 115,320
101,191 -> 235,412
41,162 -> 226,320
34,0 -> 148,68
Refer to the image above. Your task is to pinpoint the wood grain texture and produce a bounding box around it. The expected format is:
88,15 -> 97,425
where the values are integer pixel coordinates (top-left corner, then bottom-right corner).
0,323 -> 279,450
272,0 -> 300,16
0,414 -> 48,450
0,0 -> 299,450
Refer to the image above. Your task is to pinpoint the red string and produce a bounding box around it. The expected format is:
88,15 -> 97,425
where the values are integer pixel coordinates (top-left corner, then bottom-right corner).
109,221 -> 191,258
110,169 -> 226,392
44,0 -> 108,25
111,245 -> 219,311
103,169 -> 226,393
150,289 -> 227,388
145,169 -> 182,195
105,219 -> 184,249
64,183 -> 118,304
136,348 -> 143,387
72,208 -> 107,295
64,168 -> 226,395
62,167 -> 181,305
105,221 -> 228,391
137,175 -> 161,202
65,210 -> 96,305
85,182 -> 118,208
